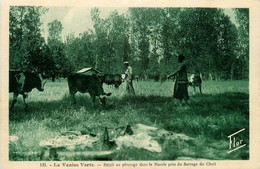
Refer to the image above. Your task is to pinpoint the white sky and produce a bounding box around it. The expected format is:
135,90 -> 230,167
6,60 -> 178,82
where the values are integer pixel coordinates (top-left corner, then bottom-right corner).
40,7 -> 128,40
40,7 -> 237,40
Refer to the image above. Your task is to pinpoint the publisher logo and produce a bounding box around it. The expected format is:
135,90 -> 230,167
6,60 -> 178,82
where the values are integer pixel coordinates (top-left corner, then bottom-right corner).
227,128 -> 246,153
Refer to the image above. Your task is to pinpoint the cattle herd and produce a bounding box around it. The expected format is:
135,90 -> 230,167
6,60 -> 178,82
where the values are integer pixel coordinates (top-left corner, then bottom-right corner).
9,69 -> 124,111
9,69 -> 202,111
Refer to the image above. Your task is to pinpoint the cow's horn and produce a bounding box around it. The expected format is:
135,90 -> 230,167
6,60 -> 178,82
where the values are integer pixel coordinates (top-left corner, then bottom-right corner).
43,80 -> 47,87
39,74 -> 43,80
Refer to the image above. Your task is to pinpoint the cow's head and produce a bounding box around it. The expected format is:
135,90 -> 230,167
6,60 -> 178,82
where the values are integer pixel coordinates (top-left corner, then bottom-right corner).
99,92 -> 112,105
113,74 -> 123,89
36,74 -> 47,91
101,74 -> 123,89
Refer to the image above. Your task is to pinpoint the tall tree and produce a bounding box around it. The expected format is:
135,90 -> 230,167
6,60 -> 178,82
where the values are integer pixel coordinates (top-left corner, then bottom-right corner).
9,6 -> 47,71
47,19 -> 63,42
234,8 -> 249,79
173,8 -> 238,80
128,8 -> 157,77
91,8 -> 107,70
91,8 -> 129,73
46,19 -> 68,80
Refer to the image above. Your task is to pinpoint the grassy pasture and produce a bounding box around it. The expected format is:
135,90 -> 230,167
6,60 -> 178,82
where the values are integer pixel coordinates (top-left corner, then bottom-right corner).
9,80 -> 249,160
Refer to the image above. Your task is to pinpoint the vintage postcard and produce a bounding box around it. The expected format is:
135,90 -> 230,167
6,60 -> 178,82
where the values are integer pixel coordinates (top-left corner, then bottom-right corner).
1,0 -> 260,169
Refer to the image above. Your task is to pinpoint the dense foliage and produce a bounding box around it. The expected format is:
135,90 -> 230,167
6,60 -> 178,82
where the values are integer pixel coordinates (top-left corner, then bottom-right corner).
9,6 -> 47,72
9,7 -> 249,80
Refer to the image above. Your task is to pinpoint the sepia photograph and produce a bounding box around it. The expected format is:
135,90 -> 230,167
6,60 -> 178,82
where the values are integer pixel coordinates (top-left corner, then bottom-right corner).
7,6 -> 250,161
1,0 -> 260,168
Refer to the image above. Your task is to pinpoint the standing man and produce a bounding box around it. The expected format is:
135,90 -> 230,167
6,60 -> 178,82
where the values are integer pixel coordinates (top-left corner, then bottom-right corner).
124,61 -> 135,95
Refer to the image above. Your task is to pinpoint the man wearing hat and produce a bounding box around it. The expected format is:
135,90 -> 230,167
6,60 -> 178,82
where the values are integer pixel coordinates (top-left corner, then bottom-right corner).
124,61 -> 135,95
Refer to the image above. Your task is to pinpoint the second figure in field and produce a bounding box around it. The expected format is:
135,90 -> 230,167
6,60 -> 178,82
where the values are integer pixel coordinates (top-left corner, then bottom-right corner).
167,54 -> 189,105
124,61 -> 135,95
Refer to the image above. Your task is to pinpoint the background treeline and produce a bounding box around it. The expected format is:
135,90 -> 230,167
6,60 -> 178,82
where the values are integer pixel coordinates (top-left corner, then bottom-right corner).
9,7 -> 249,81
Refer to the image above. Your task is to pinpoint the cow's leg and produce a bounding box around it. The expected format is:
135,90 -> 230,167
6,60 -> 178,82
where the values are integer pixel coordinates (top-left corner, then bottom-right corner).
10,93 -> 18,111
22,93 -> 28,111
193,85 -> 196,95
130,81 -> 135,95
89,93 -> 97,107
99,96 -> 106,106
199,85 -> 202,94
69,89 -> 77,105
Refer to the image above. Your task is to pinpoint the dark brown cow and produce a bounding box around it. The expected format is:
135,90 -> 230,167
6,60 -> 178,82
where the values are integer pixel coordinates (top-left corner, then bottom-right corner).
9,70 -> 47,111
68,73 -> 111,106
76,68 -> 123,89
99,74 -> 123,89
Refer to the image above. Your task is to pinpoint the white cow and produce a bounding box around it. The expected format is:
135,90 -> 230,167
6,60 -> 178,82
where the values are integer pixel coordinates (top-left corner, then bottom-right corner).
189,74 -> 202,94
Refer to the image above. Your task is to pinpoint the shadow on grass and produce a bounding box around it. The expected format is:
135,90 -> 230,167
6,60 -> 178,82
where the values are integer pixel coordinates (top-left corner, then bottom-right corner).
9,92 -> 249,126
9,92 -> 249,160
